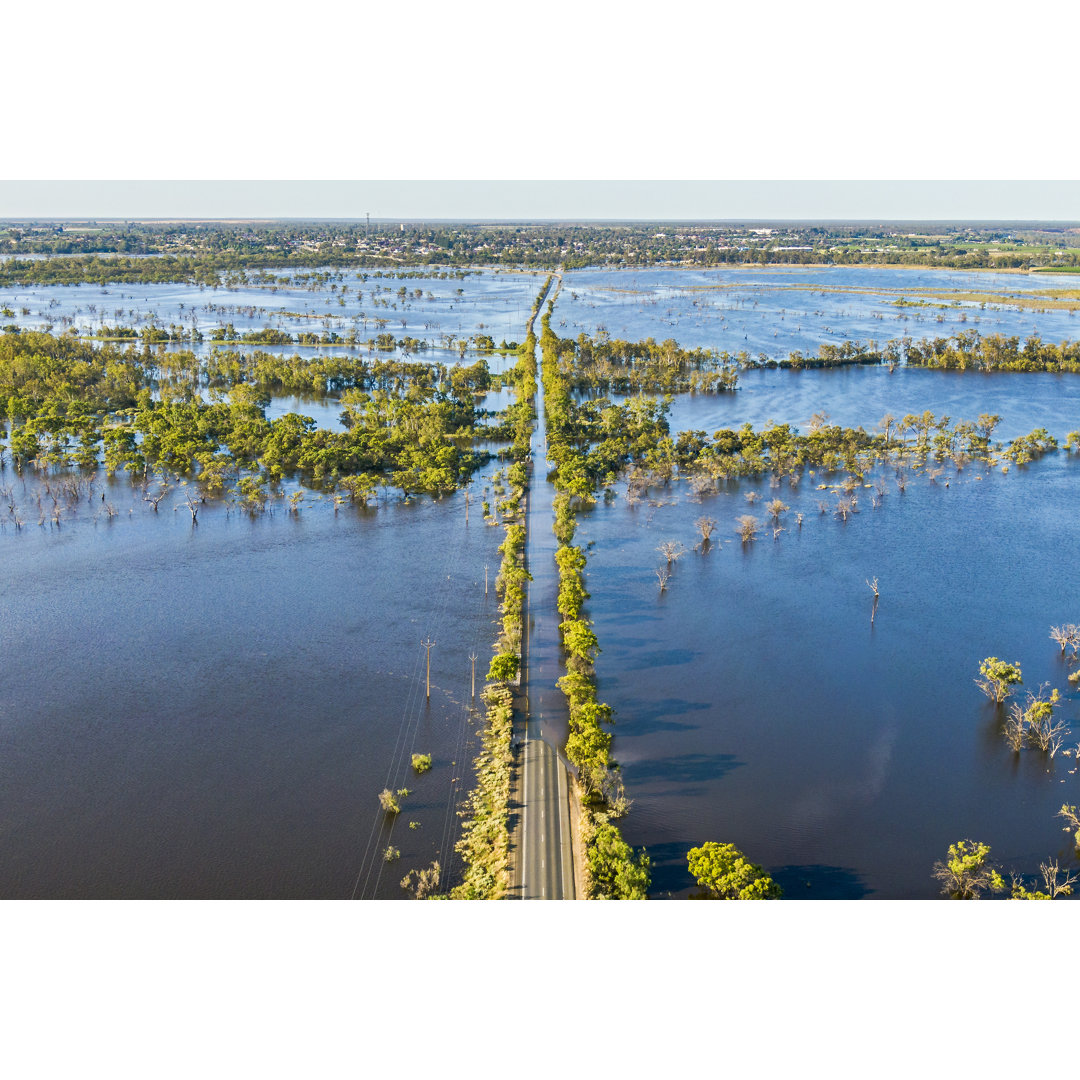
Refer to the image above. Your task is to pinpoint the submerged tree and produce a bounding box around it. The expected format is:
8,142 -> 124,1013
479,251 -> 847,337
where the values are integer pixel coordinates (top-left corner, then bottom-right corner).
932,839 -> 1004,899
1058,804 -> 1080,847
1001,686 -> 1065,754
657,539 -> 686,565
765,498 -> 788,523
400,860 -> 442,899
735,514 -> 760,543
976,657 -> 1023,704
1010,859 -> 1078,899
687,841 -> 782,900
694,515 -> 718,544
1050,624 -> 1080,657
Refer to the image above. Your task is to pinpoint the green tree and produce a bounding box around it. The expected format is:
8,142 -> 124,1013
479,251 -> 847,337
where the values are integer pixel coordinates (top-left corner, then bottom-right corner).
587,823 -> 650,899
976,657 -> 1022,703
932,840 -> 1004,899
687,841 -> 782,899
487,652 -> 519,682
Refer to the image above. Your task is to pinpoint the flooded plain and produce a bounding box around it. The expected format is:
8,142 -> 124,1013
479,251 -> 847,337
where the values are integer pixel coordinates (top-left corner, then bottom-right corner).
2,264 -> 1079,897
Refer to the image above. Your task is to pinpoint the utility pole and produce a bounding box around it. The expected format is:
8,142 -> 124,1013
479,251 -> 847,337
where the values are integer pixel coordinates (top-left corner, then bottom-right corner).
484,565 -> 489,596
421,638 -> 435,699
465,487 -> 470,525
469,653 -> 477,699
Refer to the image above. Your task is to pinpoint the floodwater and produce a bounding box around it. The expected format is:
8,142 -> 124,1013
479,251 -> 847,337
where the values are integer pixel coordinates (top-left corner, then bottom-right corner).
572,452 -> 1080,898
558,266 -> 1080,361
0,268 -> 545,368
0,464 -> 504,898
3,264 -> 1079,898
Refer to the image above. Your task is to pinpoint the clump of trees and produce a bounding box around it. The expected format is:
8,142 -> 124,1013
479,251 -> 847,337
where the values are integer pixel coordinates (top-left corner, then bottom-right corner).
1002,687 -> 1068,755
0,327 -> 501,518
933,837 -> 1078,899
553,330 -> 738,395
687,842 -> 782,899
976,643 -> 1075,756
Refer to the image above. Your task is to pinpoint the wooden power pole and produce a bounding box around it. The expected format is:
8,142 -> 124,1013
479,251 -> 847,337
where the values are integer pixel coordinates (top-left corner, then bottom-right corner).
421,638 -> 436,699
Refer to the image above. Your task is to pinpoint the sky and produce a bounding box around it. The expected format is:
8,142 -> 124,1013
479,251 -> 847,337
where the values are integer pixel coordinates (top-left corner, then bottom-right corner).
4,1 -> 1078,220
2,179 -> 1078,221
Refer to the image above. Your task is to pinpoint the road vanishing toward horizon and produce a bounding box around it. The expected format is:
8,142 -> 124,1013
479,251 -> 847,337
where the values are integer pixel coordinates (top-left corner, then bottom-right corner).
510,276 -> 577,899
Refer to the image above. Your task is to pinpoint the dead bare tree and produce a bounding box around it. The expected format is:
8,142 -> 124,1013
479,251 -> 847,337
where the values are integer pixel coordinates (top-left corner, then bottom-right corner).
657,540 -> 686,565
1050,624 -> 1080,656
687,475 -> 710,502
1058,804 -> 1080,846
736,515 -> 760,543
1039,859 -> 1079,898
655,566 -> 671,592
834,494 -> 858,521
1001,706 -> 1029,752
694,516 -> 718,543
144,481 -> 171,512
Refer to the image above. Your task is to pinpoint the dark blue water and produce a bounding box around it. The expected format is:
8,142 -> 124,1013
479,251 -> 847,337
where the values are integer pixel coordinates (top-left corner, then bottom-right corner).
573,448 -> 1080,899
0,469 -> 504,898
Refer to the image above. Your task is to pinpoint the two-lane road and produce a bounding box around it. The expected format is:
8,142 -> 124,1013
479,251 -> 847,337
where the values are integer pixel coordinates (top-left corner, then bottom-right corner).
518,711 -> 574,899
